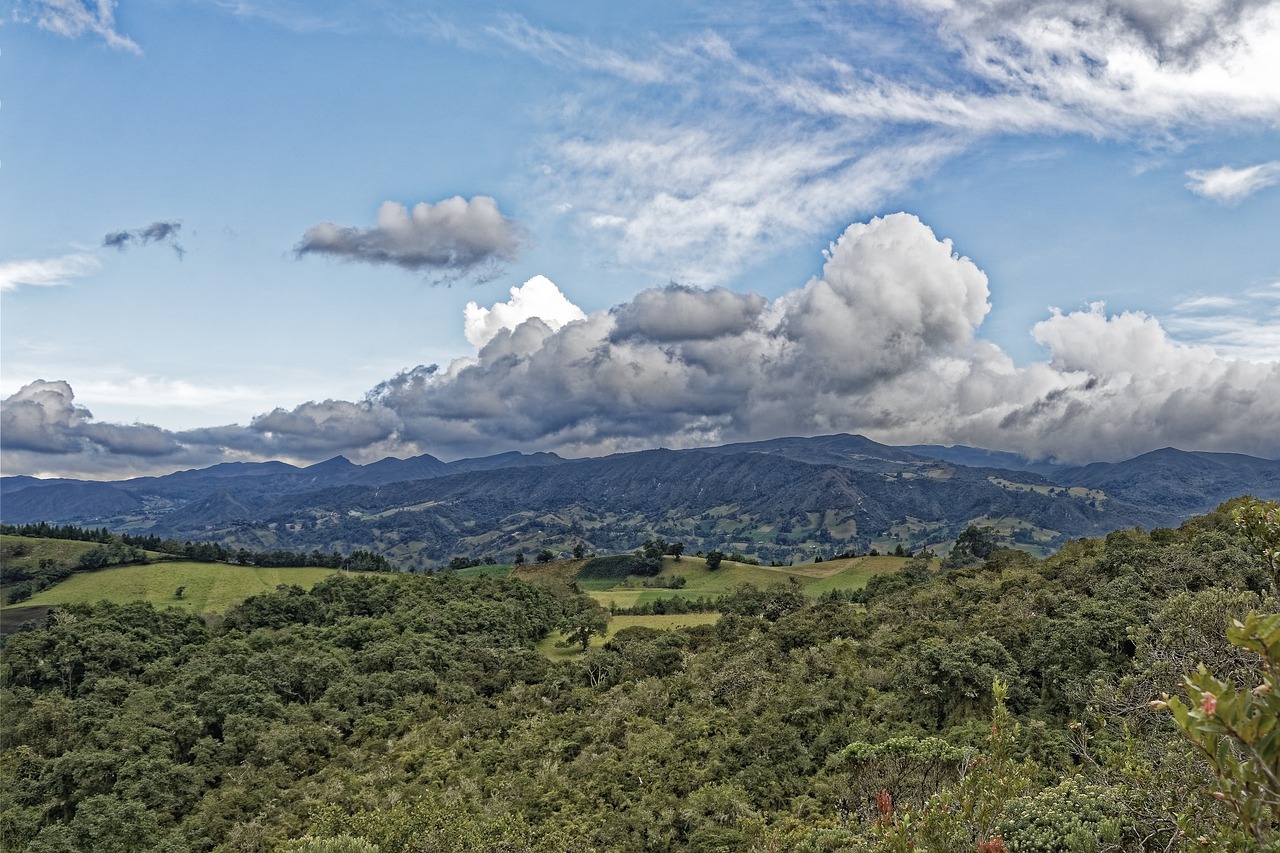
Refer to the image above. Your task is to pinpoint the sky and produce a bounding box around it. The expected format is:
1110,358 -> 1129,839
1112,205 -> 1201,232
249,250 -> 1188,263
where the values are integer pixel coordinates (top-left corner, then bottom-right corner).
2,0 -> 1279,479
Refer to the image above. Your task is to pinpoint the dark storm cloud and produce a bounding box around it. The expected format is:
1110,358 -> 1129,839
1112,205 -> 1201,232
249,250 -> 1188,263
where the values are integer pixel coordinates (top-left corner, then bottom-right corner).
295,197 -> 523,282
103,220 -> 185,259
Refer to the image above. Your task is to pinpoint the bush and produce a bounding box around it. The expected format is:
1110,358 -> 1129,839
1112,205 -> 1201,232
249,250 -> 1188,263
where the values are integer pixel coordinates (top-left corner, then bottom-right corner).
997,776 -> 1132,852
578,554 -> 661,580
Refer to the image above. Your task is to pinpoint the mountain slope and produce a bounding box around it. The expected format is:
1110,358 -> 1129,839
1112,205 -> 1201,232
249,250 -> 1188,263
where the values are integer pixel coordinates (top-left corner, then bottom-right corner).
3,437 -> 1275,569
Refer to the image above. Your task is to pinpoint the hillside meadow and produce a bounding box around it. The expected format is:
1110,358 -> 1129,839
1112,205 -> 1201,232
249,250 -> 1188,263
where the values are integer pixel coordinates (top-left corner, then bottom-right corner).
1,560 -> 337,619
498,553 -> 907,610
536,612 -> 723,660
0,534 -> 120,567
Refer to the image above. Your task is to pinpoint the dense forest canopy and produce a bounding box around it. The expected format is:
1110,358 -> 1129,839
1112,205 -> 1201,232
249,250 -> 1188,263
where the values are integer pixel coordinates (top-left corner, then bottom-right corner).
1,498 -> 1277,851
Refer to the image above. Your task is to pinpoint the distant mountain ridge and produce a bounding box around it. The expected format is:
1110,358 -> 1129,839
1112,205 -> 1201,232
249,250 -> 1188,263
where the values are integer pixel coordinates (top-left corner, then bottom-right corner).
3,436 -> 1276,570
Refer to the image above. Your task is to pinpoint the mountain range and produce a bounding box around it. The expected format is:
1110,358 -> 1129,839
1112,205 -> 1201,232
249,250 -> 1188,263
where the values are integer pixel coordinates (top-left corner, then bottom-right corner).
3,435 -> 1276,570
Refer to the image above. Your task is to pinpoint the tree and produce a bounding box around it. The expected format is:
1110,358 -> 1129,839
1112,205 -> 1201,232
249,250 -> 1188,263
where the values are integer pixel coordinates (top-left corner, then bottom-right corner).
558,601 -> 610,652
513,551 -> 525,566
1233,497 -> 1279,592
667,541 -> 685,560
536,549 -> 555,564
572,542 -> 586,560
705,550 -> 724,571
1159,612 -> 1280,847
174,586 -> 186,600
943,524 -> 1000,569
640,539 -> 667,561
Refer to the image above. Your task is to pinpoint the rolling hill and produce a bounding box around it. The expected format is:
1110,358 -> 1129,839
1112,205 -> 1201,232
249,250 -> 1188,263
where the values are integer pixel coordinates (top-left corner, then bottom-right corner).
3,435 -> 1276,570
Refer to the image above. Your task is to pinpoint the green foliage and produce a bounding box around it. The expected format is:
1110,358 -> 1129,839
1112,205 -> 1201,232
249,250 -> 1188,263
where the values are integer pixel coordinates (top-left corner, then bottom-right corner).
298,798 -> 580,853
942,524 -> 1001,569
3,499 -> 1277,852
1163,611 -> 1280,846
1233,497 -> 1280,592
871,679 -> 1034,851
557,599 -> 611,651
279,835 -> 381,853
997,775 -> 1132,852
577,553 -> 661,580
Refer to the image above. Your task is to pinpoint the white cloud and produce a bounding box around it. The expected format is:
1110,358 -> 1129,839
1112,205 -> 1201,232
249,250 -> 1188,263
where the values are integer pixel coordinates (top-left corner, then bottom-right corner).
1166,282 -> 1280,360
6,213 -> 1278,476
0,253 -> 101,292
511,2 -> 1280,281
366,213 -> 1280,463
488,14 -> 674,84
907,0 -> 1280,126
1186,161 -> 1280,203
18,0 -> 141,53
464,275 -> 587,348
553,126 -> 959,284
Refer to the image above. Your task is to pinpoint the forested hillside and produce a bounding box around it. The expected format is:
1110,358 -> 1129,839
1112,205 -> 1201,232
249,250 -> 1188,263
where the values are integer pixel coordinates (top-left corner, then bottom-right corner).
1,498 -> 1277,851
4,436 -> 1275,571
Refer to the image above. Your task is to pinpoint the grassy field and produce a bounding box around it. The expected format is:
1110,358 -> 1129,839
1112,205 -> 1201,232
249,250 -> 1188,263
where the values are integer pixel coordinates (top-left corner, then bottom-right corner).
0,561 -> 338,616
580,553 -> 908,610
453,563 -> 517,579
0,533 -> 168,569
536,611 -> 722,660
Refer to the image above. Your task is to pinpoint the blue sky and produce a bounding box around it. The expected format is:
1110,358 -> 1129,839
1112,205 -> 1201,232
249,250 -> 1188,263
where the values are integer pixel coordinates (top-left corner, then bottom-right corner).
2,0 -> 1278,478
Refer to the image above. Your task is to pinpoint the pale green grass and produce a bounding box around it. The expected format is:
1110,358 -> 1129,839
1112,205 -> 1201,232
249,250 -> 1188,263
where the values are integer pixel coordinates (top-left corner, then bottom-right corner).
537,611 -> 721,660
452,564 -> 515,579
584,554 -> 907,609
2,561 -> 337,615
1,534 -> 104,568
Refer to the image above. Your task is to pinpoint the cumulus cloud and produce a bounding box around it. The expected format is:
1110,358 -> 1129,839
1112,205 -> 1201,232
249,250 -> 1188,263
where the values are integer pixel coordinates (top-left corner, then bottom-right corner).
342,214 -> 1280,462
612,284 -> 767,343
296,197 -> 523,282
249,399 -> 401,454
15,0 -> 141,53
0,380 -> 95,454
0,253 -> 101,292
5,213 -> 1278,477
464,275 -> 586,347
1186,161 -> 1280,203
103,220 -> 186,259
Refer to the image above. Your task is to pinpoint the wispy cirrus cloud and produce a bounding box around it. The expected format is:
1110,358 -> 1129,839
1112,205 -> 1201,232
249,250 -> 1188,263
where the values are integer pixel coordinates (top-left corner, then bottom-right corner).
487,13 -> 676,84
1166,282 -> 1280,360
15,0 -> 140,53
508,1 -> 1280,283
1186,162 -> 1280,203
0,253 -> 101,292
296,197 -> 524,283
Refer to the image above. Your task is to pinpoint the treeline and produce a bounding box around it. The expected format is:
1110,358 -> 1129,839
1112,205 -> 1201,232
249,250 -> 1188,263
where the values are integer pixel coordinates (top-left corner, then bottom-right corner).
179,542 -> 393,572
1,498 -> 1277,851
2,522 -> 394,571
2,522 -> 104,543
1,523 -> 395,604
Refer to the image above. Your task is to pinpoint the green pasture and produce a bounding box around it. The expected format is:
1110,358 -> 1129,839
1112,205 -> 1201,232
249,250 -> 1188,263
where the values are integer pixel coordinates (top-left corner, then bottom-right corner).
0,534 -> 167,568
537,611 -> 722,660
583,553 -> 908,610
0,561 -> 337,616
452,563 -> 516,579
